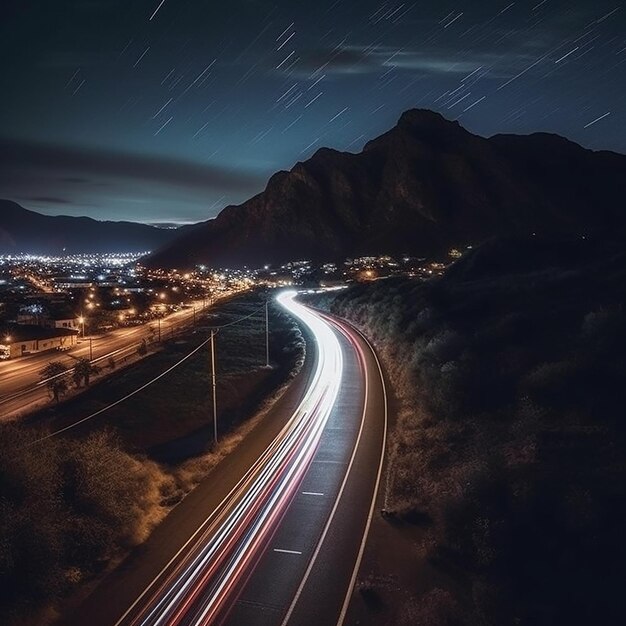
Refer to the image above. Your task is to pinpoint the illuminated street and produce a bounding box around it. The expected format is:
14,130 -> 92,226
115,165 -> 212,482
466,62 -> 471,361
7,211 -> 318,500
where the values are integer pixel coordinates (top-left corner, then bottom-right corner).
64,293 -> 386,626
0,297 -> 220,418
3,1 -> 622,622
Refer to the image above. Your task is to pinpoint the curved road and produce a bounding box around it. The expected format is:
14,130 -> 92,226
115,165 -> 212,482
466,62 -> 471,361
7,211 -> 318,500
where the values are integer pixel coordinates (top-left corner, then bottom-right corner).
64,293 -> 387,626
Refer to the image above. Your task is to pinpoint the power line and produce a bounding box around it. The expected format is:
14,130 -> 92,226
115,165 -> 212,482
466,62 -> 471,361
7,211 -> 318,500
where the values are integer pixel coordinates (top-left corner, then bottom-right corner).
23,336 -> 213,447
21,299 -> 272,448
206,301 -> 267,331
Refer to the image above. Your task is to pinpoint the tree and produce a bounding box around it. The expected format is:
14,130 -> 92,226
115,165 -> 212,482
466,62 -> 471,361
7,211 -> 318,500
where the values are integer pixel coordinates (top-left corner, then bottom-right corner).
72,357 -> 100,388
137,339 -> 148,356
39,361 -> 69,403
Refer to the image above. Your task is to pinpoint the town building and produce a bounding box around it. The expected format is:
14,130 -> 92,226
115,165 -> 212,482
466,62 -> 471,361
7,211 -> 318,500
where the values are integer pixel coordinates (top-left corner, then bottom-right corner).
0,325 -> 78,360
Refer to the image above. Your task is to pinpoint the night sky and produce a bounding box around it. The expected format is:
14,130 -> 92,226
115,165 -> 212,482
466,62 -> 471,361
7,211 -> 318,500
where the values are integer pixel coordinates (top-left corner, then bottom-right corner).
1,0 -> 624,225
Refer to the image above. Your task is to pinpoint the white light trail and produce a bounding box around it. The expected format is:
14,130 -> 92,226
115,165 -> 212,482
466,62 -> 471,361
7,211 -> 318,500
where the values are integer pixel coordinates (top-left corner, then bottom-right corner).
584,112 -> 610,128
276,51 -> 295,69
307,74 -> 325,90
134,46 -> 150,68
126,292 -> 344,626
463,95 -> 486,112
149,0 -> 168,21
277,31 -> 295,51
304,91 -> 323,108
154,116 -> 173,136
497,51 -> 550,90
328,107 -> 348,123
443,12 -> 463,28
152,98 -> 173,119
277,23 -> 295,41
555,47 -> 579,63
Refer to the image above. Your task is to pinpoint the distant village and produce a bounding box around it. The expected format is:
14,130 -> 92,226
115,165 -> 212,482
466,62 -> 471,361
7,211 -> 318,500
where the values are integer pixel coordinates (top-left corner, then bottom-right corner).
0,247 -> 467,360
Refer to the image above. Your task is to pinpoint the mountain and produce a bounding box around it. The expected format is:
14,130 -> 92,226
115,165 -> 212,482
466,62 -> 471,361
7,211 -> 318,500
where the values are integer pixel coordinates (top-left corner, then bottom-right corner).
146,108 -> 624,268
0,200 -> 200,254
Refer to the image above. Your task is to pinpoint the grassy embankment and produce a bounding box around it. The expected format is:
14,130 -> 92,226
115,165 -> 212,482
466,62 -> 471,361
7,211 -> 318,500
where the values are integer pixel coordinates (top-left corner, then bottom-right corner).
0,290 -> 305,625
311,238 -> 626,626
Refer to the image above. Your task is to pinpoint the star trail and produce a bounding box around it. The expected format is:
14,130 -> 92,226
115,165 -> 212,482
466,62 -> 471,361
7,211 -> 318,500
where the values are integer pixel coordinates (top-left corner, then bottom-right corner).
0,0 -> 624,224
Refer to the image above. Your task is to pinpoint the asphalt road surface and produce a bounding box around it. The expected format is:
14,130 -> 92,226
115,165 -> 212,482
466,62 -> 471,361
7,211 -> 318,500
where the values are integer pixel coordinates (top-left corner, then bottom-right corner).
63,292 -> 387,626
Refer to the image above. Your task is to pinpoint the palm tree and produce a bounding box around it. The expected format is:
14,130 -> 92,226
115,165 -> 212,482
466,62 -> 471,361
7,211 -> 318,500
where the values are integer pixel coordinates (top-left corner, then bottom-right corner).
39,361 -> 69,403
73,357 -> 100,387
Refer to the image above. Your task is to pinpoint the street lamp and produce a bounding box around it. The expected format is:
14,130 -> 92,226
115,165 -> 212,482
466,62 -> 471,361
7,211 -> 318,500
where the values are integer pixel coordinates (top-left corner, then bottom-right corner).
78,315 -> 85,338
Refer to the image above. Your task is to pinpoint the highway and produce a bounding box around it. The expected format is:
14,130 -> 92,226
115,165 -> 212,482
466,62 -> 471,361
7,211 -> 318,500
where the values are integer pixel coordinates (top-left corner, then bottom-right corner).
63,292 -> 387,626
0,298 -> 218,418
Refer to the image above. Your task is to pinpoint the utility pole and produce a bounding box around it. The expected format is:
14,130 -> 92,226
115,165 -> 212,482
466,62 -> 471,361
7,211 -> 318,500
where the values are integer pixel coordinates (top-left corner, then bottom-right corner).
265,300 -> 270,368
89,337 -> 93,361
210,330 -> 218,445
158,317 -> 161,342
193,305 -> 196,326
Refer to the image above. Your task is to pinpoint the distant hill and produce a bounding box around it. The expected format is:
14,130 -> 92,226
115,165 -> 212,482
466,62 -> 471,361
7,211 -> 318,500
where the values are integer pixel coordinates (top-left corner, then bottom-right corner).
308,237 -> 626,625
0,200 -> 200,254
146,108 -> 626,269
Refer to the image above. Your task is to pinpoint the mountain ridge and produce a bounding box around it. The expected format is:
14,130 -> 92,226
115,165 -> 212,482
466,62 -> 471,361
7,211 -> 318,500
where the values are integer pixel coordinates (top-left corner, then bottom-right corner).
0,200 -> 202,254
146,108 -> 626,269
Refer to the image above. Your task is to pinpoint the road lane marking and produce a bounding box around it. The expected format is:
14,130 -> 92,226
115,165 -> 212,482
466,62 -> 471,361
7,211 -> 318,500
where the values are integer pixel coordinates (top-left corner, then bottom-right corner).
110,293 -> 331,626
281,317 -> 369,626
110,408 -> 311,626
336,323 -> 389,626
273,549 -> 303,555
301,491 -> 324,496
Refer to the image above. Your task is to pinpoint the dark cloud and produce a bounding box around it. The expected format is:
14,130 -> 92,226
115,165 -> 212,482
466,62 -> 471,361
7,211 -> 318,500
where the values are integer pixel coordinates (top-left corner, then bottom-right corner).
0,138 -> 266,194
23,196 -> 73,204
58,176 -> 92,184
0,138 -> 267,224
293,44 -> 537,80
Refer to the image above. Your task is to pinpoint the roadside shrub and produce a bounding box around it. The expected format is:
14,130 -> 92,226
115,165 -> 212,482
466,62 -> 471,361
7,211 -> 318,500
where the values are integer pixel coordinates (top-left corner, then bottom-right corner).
310,241 -> 626,625
0,426 -> 171,622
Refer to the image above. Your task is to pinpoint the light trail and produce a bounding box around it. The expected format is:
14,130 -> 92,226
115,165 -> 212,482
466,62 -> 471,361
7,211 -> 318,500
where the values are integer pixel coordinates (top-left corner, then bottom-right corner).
149,0 -> 168,21
123,291 -> 344,626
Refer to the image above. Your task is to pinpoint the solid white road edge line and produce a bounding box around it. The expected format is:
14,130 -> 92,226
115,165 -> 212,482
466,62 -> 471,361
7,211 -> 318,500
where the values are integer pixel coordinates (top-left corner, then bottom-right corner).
335,323 -> 388,626
280,315 -> 370,626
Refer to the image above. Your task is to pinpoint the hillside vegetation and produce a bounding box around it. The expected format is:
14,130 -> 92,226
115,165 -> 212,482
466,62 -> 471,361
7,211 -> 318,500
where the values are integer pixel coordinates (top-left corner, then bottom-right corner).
1,291 -> 305,625
313,237 -> 626,625
0,428 -> 172,625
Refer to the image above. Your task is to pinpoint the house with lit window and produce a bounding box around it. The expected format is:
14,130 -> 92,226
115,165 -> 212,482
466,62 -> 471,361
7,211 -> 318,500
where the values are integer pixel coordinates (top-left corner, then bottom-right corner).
0,325 -> 78,360
45,313 -> 81,330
